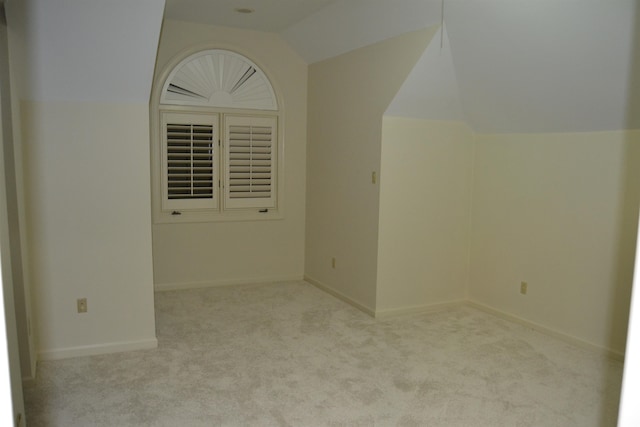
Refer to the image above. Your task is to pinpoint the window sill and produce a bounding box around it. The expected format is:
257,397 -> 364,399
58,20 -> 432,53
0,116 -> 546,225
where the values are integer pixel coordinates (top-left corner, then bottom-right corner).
152,209 -> 283,224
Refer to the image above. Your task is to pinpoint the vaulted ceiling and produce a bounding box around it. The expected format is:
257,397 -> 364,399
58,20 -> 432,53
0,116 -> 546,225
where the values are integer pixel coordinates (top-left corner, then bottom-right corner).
167,0 -> 640,132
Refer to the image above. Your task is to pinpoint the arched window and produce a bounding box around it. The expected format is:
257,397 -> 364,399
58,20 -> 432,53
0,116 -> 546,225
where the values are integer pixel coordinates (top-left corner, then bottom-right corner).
151,49 -> 282,223
160,50 -> 278,110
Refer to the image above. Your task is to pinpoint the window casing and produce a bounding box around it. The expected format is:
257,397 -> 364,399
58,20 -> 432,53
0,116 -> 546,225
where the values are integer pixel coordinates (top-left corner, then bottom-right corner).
152,49 -> 282,223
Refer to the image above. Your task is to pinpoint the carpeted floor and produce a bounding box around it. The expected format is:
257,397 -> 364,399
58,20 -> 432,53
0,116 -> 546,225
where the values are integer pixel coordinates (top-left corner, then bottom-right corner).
24,281 -> 623,426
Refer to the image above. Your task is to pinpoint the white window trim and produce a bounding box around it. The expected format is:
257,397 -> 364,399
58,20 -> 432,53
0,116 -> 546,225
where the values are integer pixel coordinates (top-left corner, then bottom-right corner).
150,47 -> 285,224
152,106 -> 284,224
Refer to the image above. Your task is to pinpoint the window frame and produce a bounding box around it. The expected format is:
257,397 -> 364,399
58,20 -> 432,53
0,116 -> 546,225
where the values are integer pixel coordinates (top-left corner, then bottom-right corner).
150,47 -> 284,224
152,105 -> 283,224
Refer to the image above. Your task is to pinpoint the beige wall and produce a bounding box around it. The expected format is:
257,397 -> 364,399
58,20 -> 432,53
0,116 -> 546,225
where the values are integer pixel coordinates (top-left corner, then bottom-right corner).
22,101 -> 157,358
469,131 -> 640,354
377,118 -> 474,314
151,20 -> 307,289
305,28 -> 437,312
10,0 -> 163,364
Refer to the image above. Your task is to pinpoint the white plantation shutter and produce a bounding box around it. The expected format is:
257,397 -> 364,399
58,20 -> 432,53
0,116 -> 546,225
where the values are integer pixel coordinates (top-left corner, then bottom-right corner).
161,112 -> 219,211
160,50 -> 278,111
153,50 -> 283,222
224,115 -> 277,209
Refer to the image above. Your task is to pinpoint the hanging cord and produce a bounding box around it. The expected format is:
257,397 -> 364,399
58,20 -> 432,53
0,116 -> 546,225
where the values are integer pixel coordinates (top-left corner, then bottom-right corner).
440,0 -> 445,52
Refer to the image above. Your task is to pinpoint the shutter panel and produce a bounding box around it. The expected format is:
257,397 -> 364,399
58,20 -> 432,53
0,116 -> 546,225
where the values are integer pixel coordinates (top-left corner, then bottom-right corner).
160,50 -> 278,111
228,125 -> 272,199
166,124 -> 214,199
224,115 -> 277,209
161,112 -> 219,211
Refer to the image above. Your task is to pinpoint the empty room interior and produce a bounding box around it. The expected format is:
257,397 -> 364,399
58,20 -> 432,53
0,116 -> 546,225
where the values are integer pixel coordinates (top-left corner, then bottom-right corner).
2,0 -> 640,425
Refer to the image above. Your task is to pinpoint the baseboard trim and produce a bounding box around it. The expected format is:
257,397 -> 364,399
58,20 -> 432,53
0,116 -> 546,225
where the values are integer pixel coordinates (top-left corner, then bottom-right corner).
375,300 -> 467,319
155,275 -> 304,292
467,300 -> 625,361
38,338 -> 158,361
303,278 -> 624,360
303,275 -> 376,317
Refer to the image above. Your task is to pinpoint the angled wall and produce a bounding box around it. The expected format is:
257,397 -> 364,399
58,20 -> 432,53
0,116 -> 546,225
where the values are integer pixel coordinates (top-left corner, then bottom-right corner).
377,118 -> 474,315
469,131 -> 640,355
18,0 -> 165,359
305,28 -> 438,312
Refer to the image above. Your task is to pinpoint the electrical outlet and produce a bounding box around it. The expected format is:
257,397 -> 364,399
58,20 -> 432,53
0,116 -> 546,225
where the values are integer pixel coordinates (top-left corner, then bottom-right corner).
77,298 -> 88,313
520,281 -> 528,295
372,171 -> 377,184
331,257 -> 336,269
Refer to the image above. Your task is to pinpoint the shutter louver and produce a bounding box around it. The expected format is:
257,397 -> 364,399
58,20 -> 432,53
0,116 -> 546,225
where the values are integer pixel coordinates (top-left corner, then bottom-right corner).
160,50 -> 278,111
161,112 -> 218,212
224,115 -> 277,209
167,124 -> 214,200
228,125 -> 272,199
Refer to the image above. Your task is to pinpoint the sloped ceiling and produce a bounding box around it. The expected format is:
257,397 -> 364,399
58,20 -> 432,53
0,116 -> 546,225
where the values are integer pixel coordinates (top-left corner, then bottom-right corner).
166,0 -> 640,133
385,25 -> 464,122
17,0 -> 166,103
444,0 -> 640,133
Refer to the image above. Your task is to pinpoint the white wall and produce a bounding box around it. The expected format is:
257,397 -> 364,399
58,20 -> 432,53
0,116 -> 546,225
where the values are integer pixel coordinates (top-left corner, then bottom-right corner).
385,25 -> 464,122
281,0 -> 442,64
444,0 -> 639,133
469,131 -> 640,355
305,28 -> 437,312
376,118 -> 474,314
16,0 -> 165,359
22,102 -> 158,358
151,20 -> 308,289
20,0 -> 165,103
0,258 -> 17,427
618,214 -> 640,425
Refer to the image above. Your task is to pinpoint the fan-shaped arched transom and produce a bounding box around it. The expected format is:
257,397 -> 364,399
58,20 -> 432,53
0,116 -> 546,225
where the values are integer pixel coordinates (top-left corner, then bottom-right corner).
161,50 -> 278,111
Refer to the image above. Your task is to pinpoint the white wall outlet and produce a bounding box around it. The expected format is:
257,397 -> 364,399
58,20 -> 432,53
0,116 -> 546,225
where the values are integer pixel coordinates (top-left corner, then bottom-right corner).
331,257 -> 336,269
520,281 -> 528,295
77,298 -> 88,313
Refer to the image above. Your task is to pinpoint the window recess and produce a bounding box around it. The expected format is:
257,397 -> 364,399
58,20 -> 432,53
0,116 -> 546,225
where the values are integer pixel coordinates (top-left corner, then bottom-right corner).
153,49 -> 282,223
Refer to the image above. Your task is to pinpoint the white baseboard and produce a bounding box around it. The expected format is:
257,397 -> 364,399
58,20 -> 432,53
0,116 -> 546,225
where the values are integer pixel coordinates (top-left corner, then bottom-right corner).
467,300 -> 625,361
303,277 -> 464,320
375,300 -> 466,319
155,275 -> 304,292
38,338 -> 158,361
303,275 -> 376,317
303,278 -> 624,361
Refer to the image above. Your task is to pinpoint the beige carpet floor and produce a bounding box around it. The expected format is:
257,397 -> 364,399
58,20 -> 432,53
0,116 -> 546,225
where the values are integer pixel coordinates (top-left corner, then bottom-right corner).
24,281 -> 623,426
